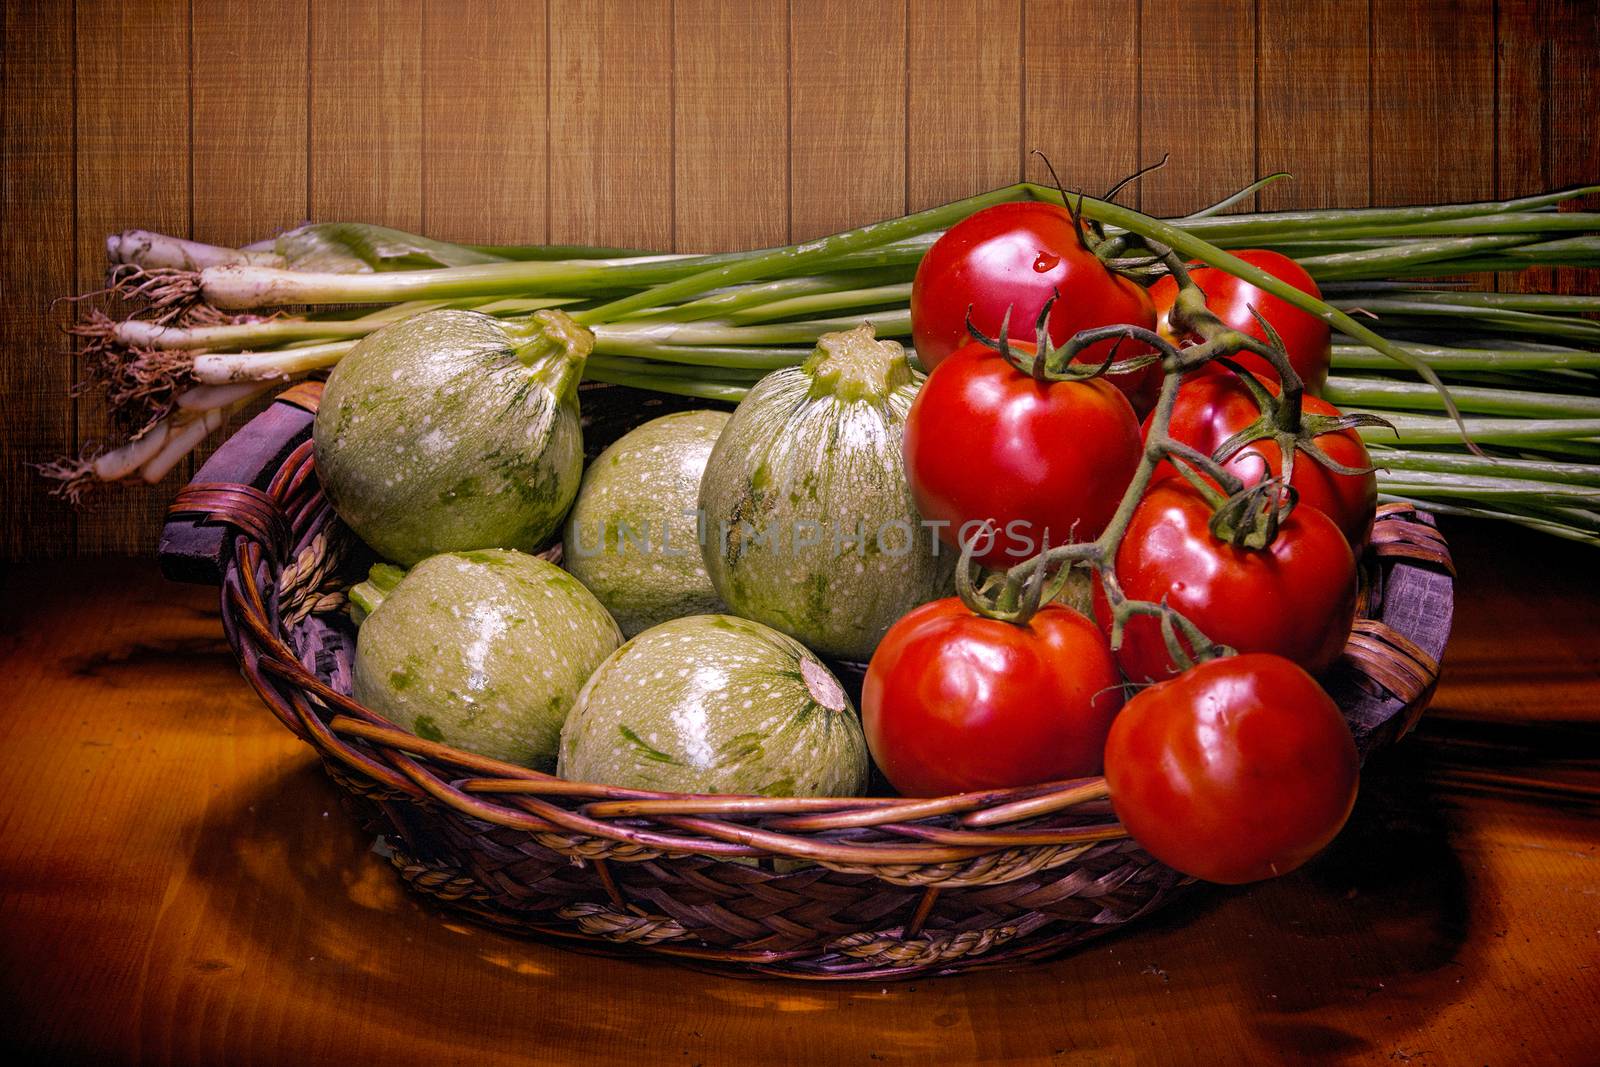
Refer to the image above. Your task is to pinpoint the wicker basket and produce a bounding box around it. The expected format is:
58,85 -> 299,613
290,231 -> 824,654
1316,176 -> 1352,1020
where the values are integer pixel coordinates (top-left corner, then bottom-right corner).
160,380 -> 1456,981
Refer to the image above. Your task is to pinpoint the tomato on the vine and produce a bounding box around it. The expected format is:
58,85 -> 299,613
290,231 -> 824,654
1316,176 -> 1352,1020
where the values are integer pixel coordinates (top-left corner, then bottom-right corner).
904,339 -> 1142,570
1103,653 -> 1358,884
1152,368 -> 1378,549
1150,249 -> 1332,394
911,202 -> 1164,414
1094,481 -> 1358,683
863,599 -> 1124,797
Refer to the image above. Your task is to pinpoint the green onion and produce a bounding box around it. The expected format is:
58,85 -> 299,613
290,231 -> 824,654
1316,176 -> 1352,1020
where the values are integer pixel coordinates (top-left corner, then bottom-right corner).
1324,378 -> 1600,418
55,180 -> 1600,546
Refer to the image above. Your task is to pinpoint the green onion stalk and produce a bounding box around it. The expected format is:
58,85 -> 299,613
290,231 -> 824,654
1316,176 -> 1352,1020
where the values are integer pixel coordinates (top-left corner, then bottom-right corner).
53,181 -> 1600,545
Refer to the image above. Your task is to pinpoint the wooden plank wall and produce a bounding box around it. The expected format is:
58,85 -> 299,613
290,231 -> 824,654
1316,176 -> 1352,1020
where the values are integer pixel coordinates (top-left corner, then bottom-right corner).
1,0 -> 1596,558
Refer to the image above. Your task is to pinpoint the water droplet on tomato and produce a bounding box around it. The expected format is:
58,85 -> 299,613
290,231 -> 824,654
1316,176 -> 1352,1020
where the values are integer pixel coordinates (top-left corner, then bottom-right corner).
1032,252 -> 1059,273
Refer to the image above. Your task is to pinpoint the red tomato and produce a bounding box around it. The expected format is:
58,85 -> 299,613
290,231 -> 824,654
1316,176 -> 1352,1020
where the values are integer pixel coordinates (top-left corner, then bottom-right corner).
863,599 -> 1125,796
1094,481 -> 1358,683
1152,368 -> 1378,549
905,339 -> 1142,570
1102,653 -> 1360,884
912,202 -> 1164,415
1150,249 -> 1331,394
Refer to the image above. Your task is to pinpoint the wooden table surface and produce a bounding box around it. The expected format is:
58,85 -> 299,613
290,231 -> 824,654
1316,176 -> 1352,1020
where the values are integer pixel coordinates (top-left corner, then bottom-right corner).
2,520 -> 1597,1066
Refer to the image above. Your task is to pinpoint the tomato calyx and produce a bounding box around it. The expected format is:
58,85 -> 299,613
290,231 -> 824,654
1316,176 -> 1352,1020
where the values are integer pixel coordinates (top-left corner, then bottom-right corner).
1140,394 -> 1309,554
1205,477 -> 1298,551
1032,151 -> 1100,256
1034,150 -> 1177,272
1210,360 -> 1393,487
1158,254 -> 1313,408
959,525 -> 1233,674
1126,595 -> 1237,674
1156,254 -> 1393,493
1032,149 -> 1171,268
964,297 -> 1166,386
952,532 -> 1059,627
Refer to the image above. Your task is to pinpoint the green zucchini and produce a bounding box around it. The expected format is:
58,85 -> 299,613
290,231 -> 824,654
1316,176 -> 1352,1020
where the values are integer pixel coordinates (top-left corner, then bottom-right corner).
557,614 -> 867,797
351,548 -> 622,769
314,308 -> 591,565
563,410 -> 730,636
698,324 -> 954,661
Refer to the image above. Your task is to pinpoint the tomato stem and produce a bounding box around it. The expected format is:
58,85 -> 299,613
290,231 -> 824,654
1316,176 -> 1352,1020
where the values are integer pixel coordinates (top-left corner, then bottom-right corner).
980,311 -> 1214,649
1024,181 -> 1486,453
978,248 -> 1390,650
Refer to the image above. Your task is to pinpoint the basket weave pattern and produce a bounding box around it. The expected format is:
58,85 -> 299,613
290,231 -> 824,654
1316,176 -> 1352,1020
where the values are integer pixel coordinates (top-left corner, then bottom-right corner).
169,386 -> 1454,980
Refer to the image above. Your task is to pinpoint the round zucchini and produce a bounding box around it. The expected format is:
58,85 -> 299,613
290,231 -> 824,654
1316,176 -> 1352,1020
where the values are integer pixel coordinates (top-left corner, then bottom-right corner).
563,409 -> 730,636
314,308 -> 591,566
352,548 -> 622,769
557,614 -> 867,797
698,324 -> 954,661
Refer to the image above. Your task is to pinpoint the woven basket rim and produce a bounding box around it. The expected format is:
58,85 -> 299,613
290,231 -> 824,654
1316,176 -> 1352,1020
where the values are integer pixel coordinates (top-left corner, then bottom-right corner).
162,381 -> 1456,978
170,382 -> 1455,873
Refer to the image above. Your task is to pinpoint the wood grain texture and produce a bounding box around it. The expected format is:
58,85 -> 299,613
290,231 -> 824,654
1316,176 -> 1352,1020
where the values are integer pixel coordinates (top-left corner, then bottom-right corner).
907,0 -> 1022,210
1,0 -> 75,558
547,0 -> 672,250
423,0 -> 548,244
1,526 -> 1596,1064
789,0 -> 906,239
310,0 -> 423,229
189,0 -> 310,474
1257,0 -> 1369,210
1497,0 -> 1600,295
72,0 -> 190,554
1023,0 -> 1139,201
192,0 -> 309,248
1,0 -> 1597,556
1138,0 -> 1255,216
1371,0 -> 1496,206
674,0 -> 788,250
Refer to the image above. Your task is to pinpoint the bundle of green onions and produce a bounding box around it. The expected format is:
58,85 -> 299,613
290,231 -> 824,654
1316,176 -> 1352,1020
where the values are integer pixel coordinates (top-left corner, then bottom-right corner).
54,178 -> 1600,544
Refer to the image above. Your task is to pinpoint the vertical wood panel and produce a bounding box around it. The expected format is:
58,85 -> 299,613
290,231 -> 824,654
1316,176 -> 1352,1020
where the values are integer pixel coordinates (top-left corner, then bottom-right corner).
907,0 -> 1022,211
1371,0 -> 1496,206
190,0 -> 310,476
1138,0 -> 1255,216
1257,0 -> 1369,210
422,0 -> 548,244
547,0 -> 672,250
674,0 -> 787,250
789,0 -> 906,239
192,0 -> 308,248
310,0 -> 423,229
3,3 -> 1598,558
1,0 -> 76,558
74,0 -> 191,554
1023,0 -> 1138,202
1497,0 -> 1600,295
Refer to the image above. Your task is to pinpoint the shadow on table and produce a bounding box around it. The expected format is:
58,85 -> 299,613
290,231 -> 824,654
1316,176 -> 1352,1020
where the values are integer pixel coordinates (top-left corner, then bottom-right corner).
180,758 -> 694,1055
174,730 -> 1492,1063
